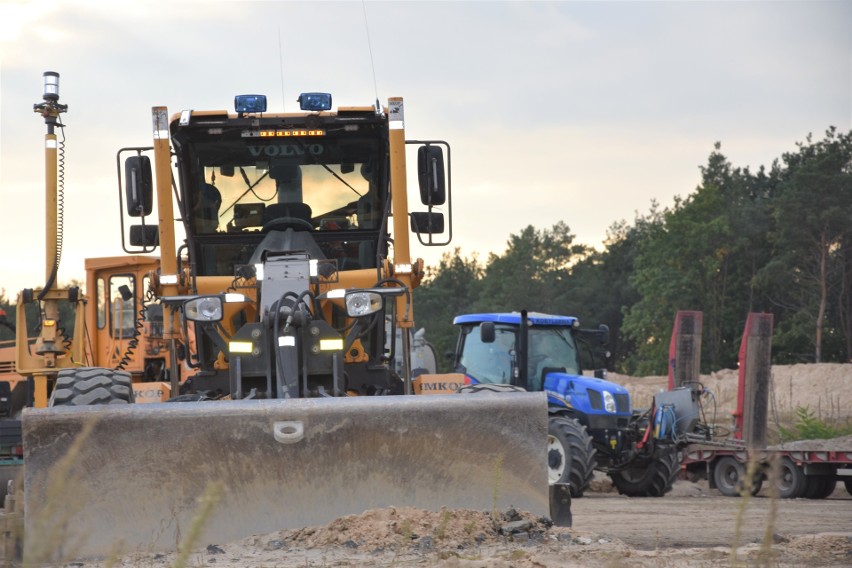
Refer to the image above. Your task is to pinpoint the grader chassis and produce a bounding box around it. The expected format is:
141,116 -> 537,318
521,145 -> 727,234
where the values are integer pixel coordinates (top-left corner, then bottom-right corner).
4,72 -> 560,562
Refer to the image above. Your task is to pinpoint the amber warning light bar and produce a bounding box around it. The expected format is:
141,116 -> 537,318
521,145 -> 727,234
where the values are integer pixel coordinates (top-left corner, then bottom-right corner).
259,129 -> 326,137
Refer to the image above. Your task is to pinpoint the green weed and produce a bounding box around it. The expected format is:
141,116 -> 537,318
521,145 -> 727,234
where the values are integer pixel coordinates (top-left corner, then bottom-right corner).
778,406 -> 852,441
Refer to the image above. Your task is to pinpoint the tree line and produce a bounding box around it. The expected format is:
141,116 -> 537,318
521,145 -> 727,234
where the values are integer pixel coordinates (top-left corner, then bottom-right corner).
2,128 -> 850,375
413,127 -> 852,375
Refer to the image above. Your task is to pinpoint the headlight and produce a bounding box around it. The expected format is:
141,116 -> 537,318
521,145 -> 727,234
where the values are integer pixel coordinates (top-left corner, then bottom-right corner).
185,297 -> 223,322
603,390 -> 617,413
345,291 -> 383,317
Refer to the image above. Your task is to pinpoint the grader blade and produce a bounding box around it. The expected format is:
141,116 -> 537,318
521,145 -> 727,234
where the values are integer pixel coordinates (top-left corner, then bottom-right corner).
23,392 -> 548,559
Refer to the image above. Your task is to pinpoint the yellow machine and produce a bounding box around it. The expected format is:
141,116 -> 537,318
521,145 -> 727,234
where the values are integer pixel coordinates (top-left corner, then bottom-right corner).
15,73 -> 556,560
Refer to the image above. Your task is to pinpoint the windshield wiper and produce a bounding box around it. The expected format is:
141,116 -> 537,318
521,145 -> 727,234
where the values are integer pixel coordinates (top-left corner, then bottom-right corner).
298,141 -> 363,198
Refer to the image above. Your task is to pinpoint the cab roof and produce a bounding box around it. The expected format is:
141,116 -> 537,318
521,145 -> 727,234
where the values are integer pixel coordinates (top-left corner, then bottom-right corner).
453,312 -> 579,327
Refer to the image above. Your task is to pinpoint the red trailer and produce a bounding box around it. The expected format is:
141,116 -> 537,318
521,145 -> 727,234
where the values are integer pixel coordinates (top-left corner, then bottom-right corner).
670,311 -> 852,499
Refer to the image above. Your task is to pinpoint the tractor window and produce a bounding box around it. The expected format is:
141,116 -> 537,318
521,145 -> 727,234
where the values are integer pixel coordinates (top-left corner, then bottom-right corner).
109,275 -> 136,339
527,327 -> 580,390
96,277 -> 106,329
458,325 -> 515,385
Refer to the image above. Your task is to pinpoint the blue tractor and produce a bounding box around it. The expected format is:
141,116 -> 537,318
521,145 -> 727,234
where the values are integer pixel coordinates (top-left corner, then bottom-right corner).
451,311 -> 683,497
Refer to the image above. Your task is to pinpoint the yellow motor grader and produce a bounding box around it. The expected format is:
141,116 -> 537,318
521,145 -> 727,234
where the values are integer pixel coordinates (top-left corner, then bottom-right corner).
12,73 -> 556,560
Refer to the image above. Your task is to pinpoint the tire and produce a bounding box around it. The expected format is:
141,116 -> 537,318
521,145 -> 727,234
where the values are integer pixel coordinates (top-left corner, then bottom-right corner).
609,447 -> 680,497
49,368 -> 134,406
547,416 -> 596,497
713,456 -> 763,497
802,476 -> 837,499
845,478 -> 852,497
777,457 -> 806,499
714,456 -> 743,497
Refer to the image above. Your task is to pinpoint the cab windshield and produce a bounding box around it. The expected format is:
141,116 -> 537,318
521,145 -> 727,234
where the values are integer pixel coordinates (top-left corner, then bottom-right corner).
179,134 -> 387,276
187,137 -> 383,235
457,324 -> 581,391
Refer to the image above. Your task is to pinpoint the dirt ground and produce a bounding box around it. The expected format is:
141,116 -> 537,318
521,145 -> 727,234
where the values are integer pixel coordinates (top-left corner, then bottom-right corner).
75,485 -> 852,568
57,364 -> 852,567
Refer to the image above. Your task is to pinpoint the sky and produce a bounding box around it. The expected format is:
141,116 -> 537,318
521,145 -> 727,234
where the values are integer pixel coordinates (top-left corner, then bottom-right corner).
1,0 -> 850,298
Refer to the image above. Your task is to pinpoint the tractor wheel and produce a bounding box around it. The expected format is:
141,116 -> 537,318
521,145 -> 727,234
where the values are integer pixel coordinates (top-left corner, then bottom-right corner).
547,416 -> 596,497
49,368 -> 134,406
713,456 -> 762,497
609,447 -> 680,497
777,457 -> 806,499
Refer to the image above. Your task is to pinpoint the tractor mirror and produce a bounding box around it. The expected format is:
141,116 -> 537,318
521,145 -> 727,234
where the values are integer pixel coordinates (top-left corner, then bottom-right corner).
410,212 -> 444,235
598,324 -> 610,345
417,145 -> 445,206
480,322 -> 495,343
124,155 -> 153,217
129,224 -> 159,247
117,284 -> 134,302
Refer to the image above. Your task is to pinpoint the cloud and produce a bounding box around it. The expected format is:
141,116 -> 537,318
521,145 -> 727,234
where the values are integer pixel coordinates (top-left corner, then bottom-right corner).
1,0 -> 850,295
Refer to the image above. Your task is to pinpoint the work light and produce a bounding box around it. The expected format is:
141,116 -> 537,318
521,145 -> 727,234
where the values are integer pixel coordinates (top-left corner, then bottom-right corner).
298,92 -> 332,111
235,94 -> 267,114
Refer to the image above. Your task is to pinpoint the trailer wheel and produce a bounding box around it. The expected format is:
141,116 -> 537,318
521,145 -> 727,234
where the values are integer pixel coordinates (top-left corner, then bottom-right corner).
711,456 -> 759,497
547,416 -> 596,497
802,476 -> 836,499
777,457 -> 806,498
609,447 -> 680,497
49,368 -> 134,406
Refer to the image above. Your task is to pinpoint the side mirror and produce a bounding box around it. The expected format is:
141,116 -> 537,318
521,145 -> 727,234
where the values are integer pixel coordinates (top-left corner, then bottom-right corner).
410,212 -> 444,235
124,155 -> 153,217
117,284 -> 134,302
129,224 -> 159,247
417,145 -> 446,206
598,324 -> 610,345
480,322 -> 495,344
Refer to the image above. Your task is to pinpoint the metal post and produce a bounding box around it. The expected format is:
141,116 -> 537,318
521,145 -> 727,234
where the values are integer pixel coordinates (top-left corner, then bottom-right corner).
737,313 -> 773,448
668,311 -> 703,391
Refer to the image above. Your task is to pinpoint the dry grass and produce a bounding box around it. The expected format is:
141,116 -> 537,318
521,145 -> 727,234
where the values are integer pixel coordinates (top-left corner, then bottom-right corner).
16,417 -> 225,568
722,451 -> 797,568
23,418 -> 97,567
172,481 -> 225,568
